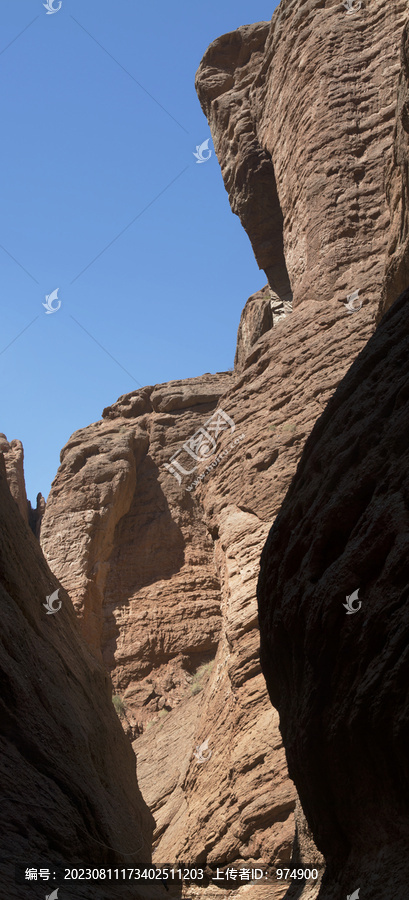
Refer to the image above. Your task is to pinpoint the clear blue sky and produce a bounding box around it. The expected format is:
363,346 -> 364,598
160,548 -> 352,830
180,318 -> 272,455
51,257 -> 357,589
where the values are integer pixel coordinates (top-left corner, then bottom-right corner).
0,0 -> 278,504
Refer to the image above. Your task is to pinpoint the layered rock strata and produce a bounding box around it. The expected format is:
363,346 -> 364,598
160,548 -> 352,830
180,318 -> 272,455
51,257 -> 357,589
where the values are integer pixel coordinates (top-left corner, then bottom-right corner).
258,285 -> 409,900
195,0 -> 407,320
40,374 -> 297,898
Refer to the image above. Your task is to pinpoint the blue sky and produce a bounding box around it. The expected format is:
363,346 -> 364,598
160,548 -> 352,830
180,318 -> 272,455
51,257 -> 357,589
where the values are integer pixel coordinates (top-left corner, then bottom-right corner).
0,0 -> 278,504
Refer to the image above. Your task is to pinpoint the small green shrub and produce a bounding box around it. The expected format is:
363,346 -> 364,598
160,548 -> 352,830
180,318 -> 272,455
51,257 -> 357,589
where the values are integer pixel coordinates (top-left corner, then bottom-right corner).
190,661 -> 215,696
112,694 -> 126,717
158,708 -> 169,718
191,682 -> 202,696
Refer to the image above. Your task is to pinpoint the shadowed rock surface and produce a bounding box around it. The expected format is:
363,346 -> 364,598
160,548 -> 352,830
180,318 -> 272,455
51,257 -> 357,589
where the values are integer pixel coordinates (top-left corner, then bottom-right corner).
0,456 -> 164,900
258,285 -> 409,900
28,491 -> 46,538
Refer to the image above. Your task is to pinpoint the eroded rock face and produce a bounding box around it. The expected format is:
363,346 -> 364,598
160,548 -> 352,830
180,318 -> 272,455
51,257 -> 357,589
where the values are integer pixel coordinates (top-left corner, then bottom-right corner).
0,433 -> 28,524
197,21 -> 292,306
40,374 -> 229,679
196,1 -> 407,318
40,374 -> 297,896
381,19 -> 409,319
234,286 -> 292,373
0,457 -> 159,900
258,285 -> 409,900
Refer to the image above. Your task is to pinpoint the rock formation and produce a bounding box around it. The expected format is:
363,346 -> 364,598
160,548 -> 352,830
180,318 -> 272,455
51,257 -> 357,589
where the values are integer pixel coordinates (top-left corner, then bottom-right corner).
0,434 -> 46,538
258,285 -> 409,900
381,17 -> 409,319
0,433 -> 29,524
28,491 -> 46,538
36,0 -> 409,898
0,454 -> 162,900
234,286 -> 291,372
40,374 -> 297,898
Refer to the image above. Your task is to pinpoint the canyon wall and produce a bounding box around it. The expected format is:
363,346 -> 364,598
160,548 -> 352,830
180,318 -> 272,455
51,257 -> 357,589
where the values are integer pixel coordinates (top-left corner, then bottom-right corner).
40,375 -> 297,899
257,8 -> 409,897
257,283 -> 409,900
39,1 -> 409,898
381,17 -> 409,318
0,454 -> 162,900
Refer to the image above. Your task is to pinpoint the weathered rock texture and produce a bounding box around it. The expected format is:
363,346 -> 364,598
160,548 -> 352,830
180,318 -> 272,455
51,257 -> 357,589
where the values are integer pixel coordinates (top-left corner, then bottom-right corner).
258,286 -> 409,900
234,286 -> 291,373
196,1 -> 407,319
0,433 -> 28,524
381,17 -> 409,319
40,375 -> 297,899
0,456 -> 162,900
39,0 -> 409,898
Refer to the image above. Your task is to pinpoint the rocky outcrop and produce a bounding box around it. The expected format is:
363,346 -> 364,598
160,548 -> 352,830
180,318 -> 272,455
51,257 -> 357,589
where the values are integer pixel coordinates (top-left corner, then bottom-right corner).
257,285 -> 409,900
196,21 -> 292,306
0,456 -> 160,900
28,491 -> 46,538
38,0 -> 409,897
234,286 -> 291,373
0,435 -> 45,538
0,433 -> 28,524
40,373 -> 297,896
195,2 -> 407,318
40,374 -> 230,669
381,18 -> 409,319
